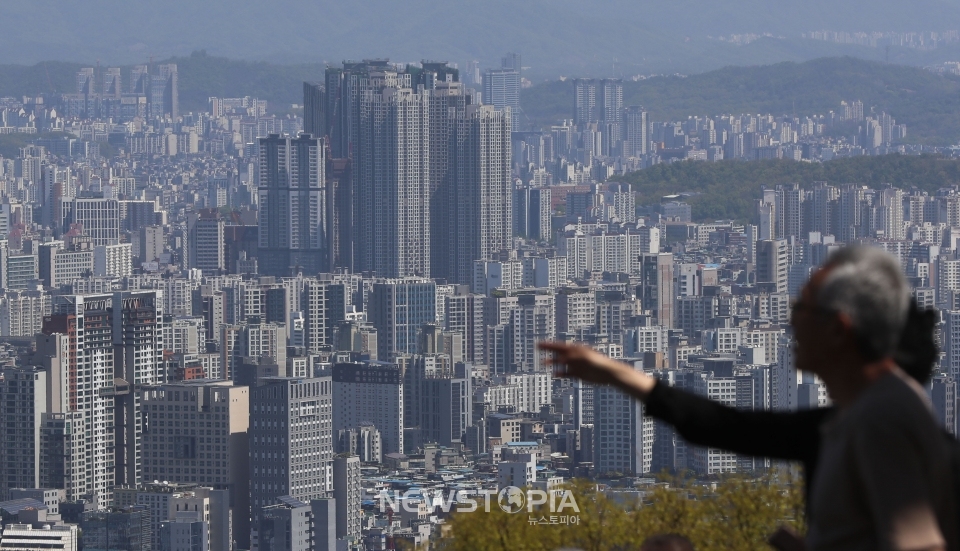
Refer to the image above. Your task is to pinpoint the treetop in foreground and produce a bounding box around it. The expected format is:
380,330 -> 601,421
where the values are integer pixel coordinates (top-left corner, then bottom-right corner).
435,474 -> 804,551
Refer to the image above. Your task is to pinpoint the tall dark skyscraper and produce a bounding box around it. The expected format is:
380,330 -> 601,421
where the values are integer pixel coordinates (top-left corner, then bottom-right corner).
428,79 -> 472,282
148,63 -> 178,119
258,133 -> 326,276
349,65 -> 431,278
302,82 -> 325,138
514,186 -> 552,241
448,104 -> 513,284
319,60 -> 509,280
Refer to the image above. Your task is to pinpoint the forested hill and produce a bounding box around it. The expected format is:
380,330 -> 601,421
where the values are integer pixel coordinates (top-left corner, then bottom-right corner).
615,154 -> 960,222
521,57 -> 960,144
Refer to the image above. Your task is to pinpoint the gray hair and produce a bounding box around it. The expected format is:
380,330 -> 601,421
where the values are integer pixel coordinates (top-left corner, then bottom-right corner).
817,245 -> 910,360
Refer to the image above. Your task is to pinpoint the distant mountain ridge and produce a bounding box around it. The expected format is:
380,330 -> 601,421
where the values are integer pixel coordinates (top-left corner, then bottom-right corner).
520,57 -> 960,143
4,0 -> 960,76
3,56 -> 959,144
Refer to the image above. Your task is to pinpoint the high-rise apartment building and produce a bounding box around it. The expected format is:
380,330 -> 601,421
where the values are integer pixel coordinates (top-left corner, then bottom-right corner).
756,239 -> 789,294
298,280 -> 346,354
427,79 -> 471,282
258,133 -> 325,277
482,69 -> 520,132
189,209 -> 225,274
354,78 -> 431,277
332,455 -> 361,544
443,291 -> 486,364
111,290 -> 166,490
514,186 -> 551,241
60,197 -> 121,245
623,106 -> 648,158
775,184 -> 804,239
0,289 -> 51,337
302,82 -> 325,138
149,64 -> 179,119
447,105 -> 512,284
639,253 -> 675,329
41,294 -> 118,504
369,279 -> 436,360
594,381 -> 653,476
94,243 -> 133,278
0,367 -> 47,500
572,78 -> 623,155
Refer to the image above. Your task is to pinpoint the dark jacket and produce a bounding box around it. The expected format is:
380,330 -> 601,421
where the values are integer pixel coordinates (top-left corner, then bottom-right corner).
644,380 -> 831,502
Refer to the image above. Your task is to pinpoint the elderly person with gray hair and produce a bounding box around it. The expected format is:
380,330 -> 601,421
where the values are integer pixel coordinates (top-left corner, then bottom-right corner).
542,245 -> 957,550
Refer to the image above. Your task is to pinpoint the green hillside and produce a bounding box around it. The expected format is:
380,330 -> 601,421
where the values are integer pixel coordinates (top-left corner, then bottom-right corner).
615,154 -> 960,222
521,57 -> 960,143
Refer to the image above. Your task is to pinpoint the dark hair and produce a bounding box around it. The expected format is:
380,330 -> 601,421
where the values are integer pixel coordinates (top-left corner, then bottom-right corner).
640,534 -> 695,551
894,298 -> 939,385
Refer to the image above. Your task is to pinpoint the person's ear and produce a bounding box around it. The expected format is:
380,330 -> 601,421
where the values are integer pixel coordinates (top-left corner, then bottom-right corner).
823,311 -> 854,348
835,311 -> 855,333
836,311 -> 876,359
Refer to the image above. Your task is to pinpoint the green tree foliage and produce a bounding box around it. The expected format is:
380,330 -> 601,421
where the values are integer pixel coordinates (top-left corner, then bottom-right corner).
614,154 -> 960,222
522,57 -> 960,143
436,474 -> 804,551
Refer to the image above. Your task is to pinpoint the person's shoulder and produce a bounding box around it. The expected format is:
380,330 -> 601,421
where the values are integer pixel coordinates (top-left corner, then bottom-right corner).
852,372 -> 937,431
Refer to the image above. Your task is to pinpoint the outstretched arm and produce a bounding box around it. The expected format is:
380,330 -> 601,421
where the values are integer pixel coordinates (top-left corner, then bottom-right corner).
539,340 -> 657,399
540,341 -> 827,462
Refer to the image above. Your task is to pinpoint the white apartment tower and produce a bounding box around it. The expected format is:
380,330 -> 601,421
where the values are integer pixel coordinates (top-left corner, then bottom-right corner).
42,294 -> 117,504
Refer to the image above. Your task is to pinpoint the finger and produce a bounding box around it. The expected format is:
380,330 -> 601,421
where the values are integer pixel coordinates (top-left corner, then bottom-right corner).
538,341 -> 572,352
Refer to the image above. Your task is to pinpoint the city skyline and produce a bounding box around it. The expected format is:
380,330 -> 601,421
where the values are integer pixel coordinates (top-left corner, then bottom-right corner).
0,33 -> 958,551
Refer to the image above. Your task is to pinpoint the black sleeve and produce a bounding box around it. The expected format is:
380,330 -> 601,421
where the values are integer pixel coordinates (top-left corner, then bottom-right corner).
643,380 -> 829,463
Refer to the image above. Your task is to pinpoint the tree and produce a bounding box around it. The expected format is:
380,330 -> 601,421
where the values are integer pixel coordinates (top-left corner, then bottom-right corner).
436,472 -> 804,551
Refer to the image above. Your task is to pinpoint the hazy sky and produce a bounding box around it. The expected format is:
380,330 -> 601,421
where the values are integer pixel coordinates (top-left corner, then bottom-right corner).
5,0 -> 960,76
